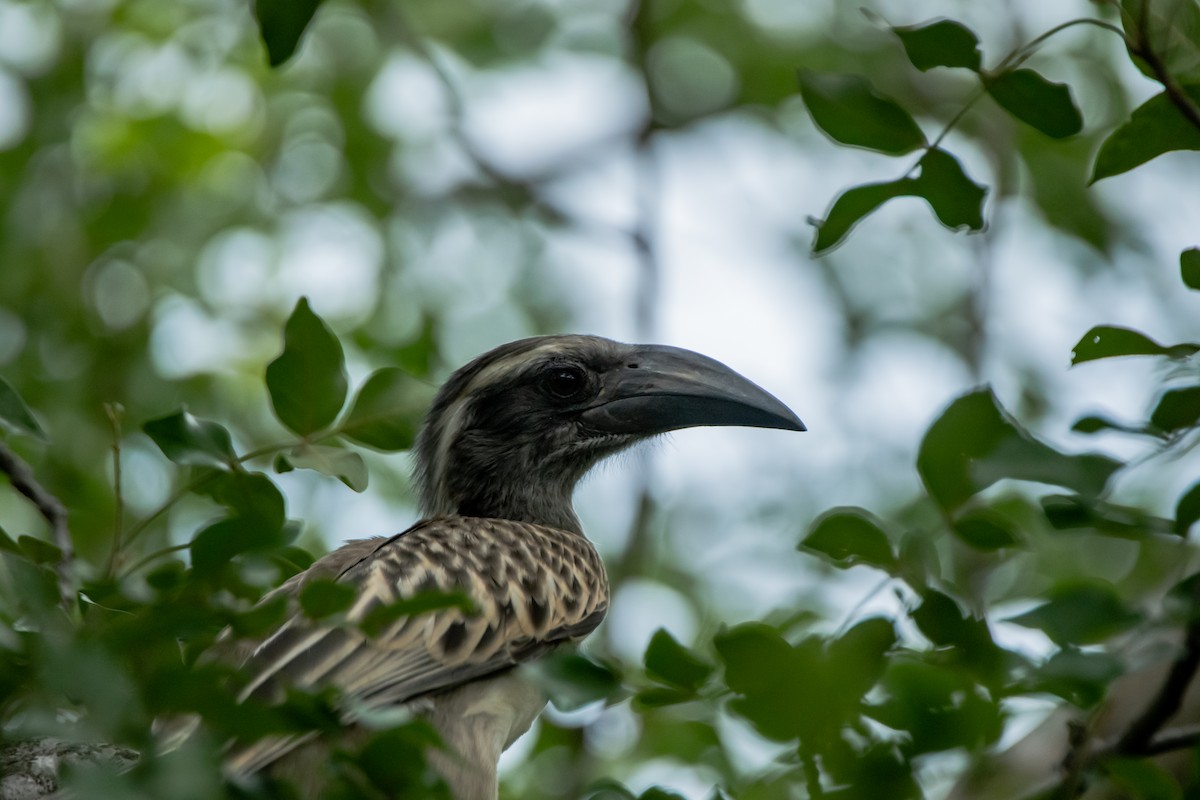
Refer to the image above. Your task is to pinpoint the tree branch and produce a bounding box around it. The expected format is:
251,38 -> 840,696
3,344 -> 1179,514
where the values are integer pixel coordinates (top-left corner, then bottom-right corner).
1038,582 -> 1200,800
0,737 -> 138,799
1140,722 -> 1200,757
0,439 -> 74,609
1117,582 -> 1200,753
1126,0 -> 1200,133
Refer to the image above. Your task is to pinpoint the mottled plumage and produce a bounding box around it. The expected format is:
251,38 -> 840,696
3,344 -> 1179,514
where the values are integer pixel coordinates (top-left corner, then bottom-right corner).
218,335 -> 803,798
224,517 -> 607,778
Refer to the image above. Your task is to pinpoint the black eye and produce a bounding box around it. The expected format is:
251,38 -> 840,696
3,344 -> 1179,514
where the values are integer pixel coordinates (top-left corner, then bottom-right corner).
542,366 -> 588,400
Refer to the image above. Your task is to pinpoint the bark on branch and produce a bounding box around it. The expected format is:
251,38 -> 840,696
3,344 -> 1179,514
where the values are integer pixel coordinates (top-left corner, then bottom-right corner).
0,440 -> 74,609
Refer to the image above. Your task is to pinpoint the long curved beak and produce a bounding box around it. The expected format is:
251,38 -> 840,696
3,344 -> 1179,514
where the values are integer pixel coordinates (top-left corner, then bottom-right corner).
581,345 -> 805,435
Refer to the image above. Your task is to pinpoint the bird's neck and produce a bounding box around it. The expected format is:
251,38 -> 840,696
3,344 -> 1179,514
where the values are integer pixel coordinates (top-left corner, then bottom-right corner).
422,456 -> 586,535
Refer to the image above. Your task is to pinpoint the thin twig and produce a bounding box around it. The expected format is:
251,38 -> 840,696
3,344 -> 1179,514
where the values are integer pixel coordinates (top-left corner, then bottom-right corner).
0,439 -> 74,609
385,4 -> 545,195
904,16 -> 1126,181
995,18 -> 1127,73
103,403 -> 125,577
385,0 -> 653,254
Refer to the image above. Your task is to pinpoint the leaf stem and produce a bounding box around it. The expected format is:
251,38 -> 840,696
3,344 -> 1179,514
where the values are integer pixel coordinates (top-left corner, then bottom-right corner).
119,439 -> 298,556
996,18 -> 1127,73
119,542 -> 191,579
914,16 -> 1127,176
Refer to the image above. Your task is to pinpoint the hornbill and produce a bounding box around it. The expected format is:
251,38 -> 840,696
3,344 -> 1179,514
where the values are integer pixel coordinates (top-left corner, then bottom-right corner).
222,335 -> 804,798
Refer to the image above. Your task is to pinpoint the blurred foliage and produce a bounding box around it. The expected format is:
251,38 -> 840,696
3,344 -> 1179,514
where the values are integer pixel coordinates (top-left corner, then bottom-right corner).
1,0 -> 1200,799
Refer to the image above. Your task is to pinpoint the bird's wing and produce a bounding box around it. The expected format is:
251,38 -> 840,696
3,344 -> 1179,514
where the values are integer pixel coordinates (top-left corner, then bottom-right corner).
224,515 -> 608,775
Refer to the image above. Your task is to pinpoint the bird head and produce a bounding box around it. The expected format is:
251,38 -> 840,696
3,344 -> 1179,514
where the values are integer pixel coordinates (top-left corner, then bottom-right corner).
414,335 -> 804,533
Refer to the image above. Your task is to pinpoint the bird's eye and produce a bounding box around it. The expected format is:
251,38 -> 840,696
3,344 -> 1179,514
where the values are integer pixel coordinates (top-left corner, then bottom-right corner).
542,366 -> 588,401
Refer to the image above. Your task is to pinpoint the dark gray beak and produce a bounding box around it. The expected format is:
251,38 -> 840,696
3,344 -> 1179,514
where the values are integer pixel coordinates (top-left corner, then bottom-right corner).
581,345 -> 805,435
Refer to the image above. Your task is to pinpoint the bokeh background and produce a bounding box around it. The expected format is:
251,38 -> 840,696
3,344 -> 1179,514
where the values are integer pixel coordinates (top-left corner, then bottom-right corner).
2,0 -> 1200,796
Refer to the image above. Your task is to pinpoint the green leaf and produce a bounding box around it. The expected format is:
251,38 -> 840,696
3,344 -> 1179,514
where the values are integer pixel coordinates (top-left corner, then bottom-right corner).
143,410 -> 238,470
1105,757 -> 1183,800
185,474 -> 287,576
635,720 -> 725,765
917,388 -> 1122,512
812,147 -> 984,253
892,19 -> 982,71
0,525 -> 22,555
716,622 -> 880,748
951,508 -> 1021,550
1071,414 -> 1151,437
797,71 -> 926,154
533,651 -> 624,711
1042,494 -> 1175,539
1007,580 -> 1140,645
1071,325 -> 1200,364
0,377 -> 45,440
1091,87 -> 1200,181
266,298 -> 347,437
278,444 -> 368,492
299,579 -> 358,619
867,659 -> 1003,754
1019,133 -> 1117,253
18,534 -> 62,565
632,686 -> 697,709
1031,647 -> 1123,708
640,788 -> 687,800
271,545 -> 316,579
911,590 -> 1007,683
799,507 -> 895,569
916,147 -> 987,231
2,552 -> 59,611
643,629 -> 714,692
341,367 -> 433,452
1176,482 -> 1200,536
190,516 -> 289,577
813,178 -> 915,253
713,623 -> 808,742
1182,248 -> 1200,289
821,741 -> 921,798
144,560 -> 187,592
1150,386 -> 1200,432
584,780 -> 637,800
984,68 -> 1083,138
254,0 -> 324,66
197,471 -> 286,531
826,617 -> 896,697
715,623 -> 793,697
